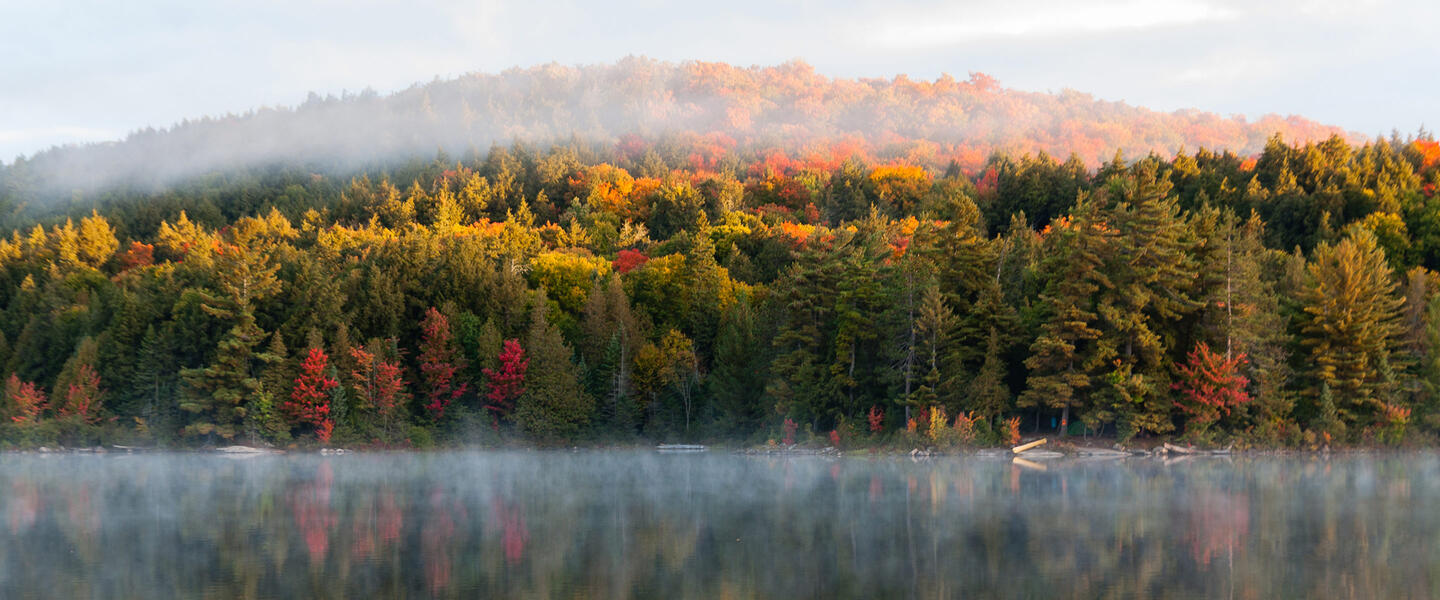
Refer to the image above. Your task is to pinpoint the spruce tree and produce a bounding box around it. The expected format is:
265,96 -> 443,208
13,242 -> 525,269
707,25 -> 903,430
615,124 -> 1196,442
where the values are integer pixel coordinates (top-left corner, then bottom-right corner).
515,293 -> 594,440
709,296 -> 766,432
966,327 -> 1010,420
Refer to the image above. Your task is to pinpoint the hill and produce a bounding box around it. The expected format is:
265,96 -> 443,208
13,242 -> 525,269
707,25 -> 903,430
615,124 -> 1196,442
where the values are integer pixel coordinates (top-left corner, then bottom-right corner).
4,58 -> 1357,195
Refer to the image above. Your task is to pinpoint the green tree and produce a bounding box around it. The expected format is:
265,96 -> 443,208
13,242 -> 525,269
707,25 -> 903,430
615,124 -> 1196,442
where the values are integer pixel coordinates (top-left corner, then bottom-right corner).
178,241 -> 282,441
514,293 -> 594,440
1019,197 -> 1113,435
1093,162 -> 1198,437
1298,228 -> 1405,427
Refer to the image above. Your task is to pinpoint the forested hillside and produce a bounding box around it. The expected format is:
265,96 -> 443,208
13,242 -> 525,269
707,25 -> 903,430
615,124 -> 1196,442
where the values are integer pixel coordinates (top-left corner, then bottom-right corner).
2,126 -> 1439,448
2,58 -> 1352,198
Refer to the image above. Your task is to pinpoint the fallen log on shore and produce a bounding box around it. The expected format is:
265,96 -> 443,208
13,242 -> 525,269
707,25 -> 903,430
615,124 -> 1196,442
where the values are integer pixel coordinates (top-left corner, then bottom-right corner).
1012,438 -> 1048,454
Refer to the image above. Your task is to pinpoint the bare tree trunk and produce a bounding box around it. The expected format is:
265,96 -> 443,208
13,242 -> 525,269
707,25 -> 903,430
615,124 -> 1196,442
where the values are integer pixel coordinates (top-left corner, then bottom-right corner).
1226,224 -> 1234,360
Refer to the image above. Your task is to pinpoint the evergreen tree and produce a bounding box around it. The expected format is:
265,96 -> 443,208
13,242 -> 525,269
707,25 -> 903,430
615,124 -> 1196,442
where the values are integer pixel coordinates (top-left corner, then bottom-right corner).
515,294 -> 593,440
178,241 -> 282,441
709,296 -> 767,432
966,327 -> 1010,420
579,275 -> 642,428
1299,228 -> 1405,426
1093,162 -> 1198,436
1020,196 -> 1113,435
912,284 -> 958,411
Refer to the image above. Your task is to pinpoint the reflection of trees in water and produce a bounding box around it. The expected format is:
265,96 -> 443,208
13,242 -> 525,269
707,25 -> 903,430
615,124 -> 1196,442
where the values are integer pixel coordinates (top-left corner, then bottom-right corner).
488,495 -> 527,565
1185,491 -> 1249,567
289,461 -> 335,562
2,454 -> 1440,598
6,478 -> 40,533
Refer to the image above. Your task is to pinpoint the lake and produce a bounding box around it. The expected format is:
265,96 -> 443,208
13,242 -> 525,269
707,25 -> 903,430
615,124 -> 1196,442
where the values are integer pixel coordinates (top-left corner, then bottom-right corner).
0,450 -> 1435,599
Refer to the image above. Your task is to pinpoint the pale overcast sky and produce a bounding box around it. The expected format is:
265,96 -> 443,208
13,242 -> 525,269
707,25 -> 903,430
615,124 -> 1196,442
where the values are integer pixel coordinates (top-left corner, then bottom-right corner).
2,0 -> 1434,161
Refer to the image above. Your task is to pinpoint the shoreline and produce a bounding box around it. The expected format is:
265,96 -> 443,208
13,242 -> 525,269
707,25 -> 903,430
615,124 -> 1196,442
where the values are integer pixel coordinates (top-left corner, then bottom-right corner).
1,438 -> 1422,458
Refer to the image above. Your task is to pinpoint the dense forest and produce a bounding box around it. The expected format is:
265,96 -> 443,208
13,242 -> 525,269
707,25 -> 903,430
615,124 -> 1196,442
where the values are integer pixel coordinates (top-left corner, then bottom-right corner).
2,127 -> 1439,449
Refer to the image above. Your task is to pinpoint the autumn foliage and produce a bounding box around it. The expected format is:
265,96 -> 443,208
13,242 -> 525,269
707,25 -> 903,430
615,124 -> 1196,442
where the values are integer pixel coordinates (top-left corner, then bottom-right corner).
612,249 -> 650,273
482,339 -> 528,420
5,375 -> 46,425
418,307 -> 467,421
1173,343 -> 1251,433
62,365 -> 103,425
868,405 -> 884,433
287,347 -> 338,443
349,345 -> 409,419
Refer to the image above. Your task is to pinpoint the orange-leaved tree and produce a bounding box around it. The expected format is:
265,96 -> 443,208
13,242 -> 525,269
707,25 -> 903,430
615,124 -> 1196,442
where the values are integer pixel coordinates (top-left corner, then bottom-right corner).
5,375 -> 46,425
1173,342 -> 1250,435
63,365 -> 104,425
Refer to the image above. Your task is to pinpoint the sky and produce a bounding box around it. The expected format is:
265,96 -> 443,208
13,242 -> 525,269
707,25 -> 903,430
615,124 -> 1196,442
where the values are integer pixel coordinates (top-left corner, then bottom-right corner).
2,0 -> 1435,162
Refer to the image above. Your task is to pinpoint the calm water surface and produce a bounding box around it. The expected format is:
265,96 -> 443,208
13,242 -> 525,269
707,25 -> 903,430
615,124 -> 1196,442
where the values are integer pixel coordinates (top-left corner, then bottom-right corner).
0,450 -> 1435,599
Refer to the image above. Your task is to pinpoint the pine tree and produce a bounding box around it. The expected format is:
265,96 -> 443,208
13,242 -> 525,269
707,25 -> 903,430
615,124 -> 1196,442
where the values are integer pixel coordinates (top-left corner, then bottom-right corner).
1200,210 -> 1294,431
912,284 -> 957,411
767,243 -> 841,424
250,332 -> 293,442
1019,196 -> 1113,435
1093,162 -> 1197,436
709,296 -> 766,432
179,241 -> 282,441
1299,228 -> 1405,426
827,217 -> 893,421
966,327 -> 1010,420
129,325 -> 177,434
579,275 -> 642,429
515,294 -> 593,440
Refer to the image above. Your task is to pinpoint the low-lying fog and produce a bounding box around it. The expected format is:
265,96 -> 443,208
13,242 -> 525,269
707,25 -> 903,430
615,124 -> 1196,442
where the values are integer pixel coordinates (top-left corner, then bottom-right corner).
1,451 -> 1435,599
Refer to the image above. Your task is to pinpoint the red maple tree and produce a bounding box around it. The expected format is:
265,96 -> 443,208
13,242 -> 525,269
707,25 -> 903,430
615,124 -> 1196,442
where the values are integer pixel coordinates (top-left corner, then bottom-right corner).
613,249 -> 649,273
1173,342 -> 1251,432
62,364 -> 103,425
867,405 -> 884,433
782,418 -> 797,445
349,345 -> 409,418
287,347 -> 338,442
5,375 -> 46,425
482,338 -> 527,421
419,307 -> 467,421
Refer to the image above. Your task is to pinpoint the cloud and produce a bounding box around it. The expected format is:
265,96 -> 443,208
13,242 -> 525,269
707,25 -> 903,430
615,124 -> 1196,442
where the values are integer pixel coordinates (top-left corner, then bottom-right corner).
868,0 -> 1237,48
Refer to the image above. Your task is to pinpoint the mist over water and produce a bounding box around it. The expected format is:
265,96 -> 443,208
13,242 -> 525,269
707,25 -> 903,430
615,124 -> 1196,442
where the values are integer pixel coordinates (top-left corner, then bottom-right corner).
1,451 -> 1435,599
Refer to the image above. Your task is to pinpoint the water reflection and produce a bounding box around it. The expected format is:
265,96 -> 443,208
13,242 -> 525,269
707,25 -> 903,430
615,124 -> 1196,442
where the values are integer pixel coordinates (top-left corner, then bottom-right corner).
0,452 -> 1437,599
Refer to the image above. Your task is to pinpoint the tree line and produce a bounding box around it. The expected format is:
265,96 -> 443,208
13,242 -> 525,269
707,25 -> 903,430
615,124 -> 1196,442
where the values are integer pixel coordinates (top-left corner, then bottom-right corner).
1,132 -> 1439,448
